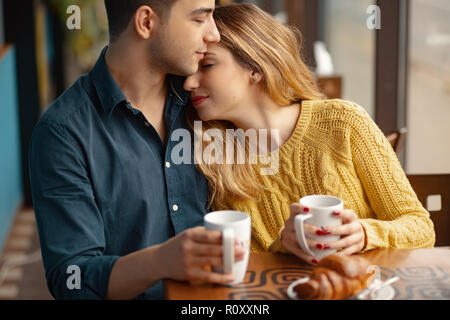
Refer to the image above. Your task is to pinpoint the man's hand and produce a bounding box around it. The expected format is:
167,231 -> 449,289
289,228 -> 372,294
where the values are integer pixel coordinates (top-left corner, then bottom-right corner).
157,226 -> 246,284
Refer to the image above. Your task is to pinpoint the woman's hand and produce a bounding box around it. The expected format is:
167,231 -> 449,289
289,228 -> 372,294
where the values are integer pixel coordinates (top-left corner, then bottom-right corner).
157,226 -> 246,284
325,209 -> 366,255
281,203 -> 323,265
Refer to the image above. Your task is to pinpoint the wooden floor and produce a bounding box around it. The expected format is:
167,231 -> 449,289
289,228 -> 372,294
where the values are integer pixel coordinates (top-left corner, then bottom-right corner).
0,207 -> 53,300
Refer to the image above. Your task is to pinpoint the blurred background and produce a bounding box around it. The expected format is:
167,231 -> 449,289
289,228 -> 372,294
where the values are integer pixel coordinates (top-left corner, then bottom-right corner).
0,0 -> 448,299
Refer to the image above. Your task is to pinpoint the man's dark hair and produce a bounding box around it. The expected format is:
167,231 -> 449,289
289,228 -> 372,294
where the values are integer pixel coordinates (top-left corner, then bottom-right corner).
104,0 -> 178,41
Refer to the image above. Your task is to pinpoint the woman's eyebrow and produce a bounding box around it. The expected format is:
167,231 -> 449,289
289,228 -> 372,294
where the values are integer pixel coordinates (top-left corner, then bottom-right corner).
205,52 -> 216,56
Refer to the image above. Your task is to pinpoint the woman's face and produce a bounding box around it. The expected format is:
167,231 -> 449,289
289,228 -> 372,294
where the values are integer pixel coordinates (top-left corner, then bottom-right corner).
183,43 -> 253,121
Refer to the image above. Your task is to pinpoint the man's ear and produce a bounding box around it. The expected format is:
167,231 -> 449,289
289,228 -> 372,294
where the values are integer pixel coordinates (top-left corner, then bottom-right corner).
134,5 -> 158,40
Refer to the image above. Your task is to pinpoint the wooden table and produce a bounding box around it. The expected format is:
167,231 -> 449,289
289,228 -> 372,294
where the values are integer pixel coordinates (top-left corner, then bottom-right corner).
164,247 -> 450,300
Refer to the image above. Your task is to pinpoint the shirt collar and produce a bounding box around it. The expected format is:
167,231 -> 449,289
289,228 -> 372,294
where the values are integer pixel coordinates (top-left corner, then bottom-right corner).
90,46 -> 127,115
167,74 -> 190,105
91,46 -> 191,115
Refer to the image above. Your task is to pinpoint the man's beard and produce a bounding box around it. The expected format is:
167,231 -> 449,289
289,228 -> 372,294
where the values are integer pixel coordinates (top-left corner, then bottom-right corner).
148,38 -> 197,77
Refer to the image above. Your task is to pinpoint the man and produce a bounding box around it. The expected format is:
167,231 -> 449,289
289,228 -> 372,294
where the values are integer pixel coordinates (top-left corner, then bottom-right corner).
29,0 -> 244,300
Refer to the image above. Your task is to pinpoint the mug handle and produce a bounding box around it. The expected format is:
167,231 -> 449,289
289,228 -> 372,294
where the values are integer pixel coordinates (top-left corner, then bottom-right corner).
222,228 -> 234,275
294,214 -> 316,257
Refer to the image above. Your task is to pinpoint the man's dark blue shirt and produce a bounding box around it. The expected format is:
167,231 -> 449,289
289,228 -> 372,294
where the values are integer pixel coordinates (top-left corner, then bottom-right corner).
29,47 -> 210,299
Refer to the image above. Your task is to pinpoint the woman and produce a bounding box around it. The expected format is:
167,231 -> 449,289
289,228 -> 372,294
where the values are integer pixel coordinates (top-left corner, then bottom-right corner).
183,3 -> 435,265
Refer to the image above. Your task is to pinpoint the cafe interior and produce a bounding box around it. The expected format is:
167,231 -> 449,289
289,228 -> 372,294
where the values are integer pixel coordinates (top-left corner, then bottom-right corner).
0,0 -> 449,300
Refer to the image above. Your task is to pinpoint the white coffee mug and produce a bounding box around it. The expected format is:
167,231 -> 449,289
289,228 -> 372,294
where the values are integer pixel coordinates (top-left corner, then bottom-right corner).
295,195 -> 343,261
204,210 -> 251,285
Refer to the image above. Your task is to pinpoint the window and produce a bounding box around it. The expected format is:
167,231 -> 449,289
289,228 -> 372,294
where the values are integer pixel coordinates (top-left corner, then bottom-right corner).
318,0 -> 376,118
406,0 -> 450,173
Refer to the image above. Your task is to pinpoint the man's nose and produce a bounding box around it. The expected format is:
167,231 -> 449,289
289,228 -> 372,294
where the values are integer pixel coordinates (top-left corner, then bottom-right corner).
204,19 -> 221,44
184,74 -> 200,92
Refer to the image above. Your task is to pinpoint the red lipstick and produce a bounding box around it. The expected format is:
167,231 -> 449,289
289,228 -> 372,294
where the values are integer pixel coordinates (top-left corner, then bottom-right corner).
191,96 -> 208,107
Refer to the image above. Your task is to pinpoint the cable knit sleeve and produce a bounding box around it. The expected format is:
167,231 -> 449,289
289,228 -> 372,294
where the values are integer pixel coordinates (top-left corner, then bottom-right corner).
345,101 -> 435,251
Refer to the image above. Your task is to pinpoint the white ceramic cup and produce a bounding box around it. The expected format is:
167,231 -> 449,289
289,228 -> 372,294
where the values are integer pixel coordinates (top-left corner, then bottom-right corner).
204,210 -> 251,285
295,195 -> 343,261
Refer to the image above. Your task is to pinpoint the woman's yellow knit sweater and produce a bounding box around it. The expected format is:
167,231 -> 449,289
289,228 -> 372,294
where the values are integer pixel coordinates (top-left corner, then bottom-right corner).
213,99 -> 435,253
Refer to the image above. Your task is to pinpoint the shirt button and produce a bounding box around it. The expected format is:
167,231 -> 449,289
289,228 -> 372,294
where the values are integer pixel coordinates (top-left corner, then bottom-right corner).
172,204 -> 179,212
165,162 -> 171,168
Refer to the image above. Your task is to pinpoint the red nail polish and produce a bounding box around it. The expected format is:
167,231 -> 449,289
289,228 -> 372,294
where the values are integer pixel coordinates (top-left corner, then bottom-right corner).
324,245 -> 331,250
333,211 -> 340,216
316,244 -> 323,249
303,207 -> 310,213
316,230 -> 324,236
312,259 -> 318,264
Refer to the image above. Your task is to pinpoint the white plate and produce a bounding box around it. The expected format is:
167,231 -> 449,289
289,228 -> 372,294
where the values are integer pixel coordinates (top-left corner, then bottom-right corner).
287,277 -> 395,300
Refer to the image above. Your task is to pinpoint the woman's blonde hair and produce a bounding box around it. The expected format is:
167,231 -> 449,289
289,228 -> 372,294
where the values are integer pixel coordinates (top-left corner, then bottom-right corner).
189,3 -> 325,209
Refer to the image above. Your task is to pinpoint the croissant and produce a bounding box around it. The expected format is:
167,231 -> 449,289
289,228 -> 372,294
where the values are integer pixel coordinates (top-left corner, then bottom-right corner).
294,254 -> 374,300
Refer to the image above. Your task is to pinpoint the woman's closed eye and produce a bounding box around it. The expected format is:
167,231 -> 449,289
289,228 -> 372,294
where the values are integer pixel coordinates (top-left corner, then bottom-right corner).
201,64 -> 214,69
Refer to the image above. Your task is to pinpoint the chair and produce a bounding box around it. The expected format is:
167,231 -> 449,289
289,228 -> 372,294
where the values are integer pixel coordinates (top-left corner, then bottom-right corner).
386,127 -> 408,155
317,76 -> 342,99
406,174 -> 450,247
